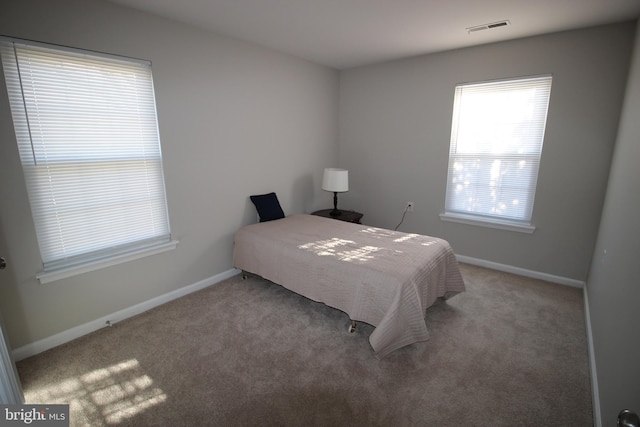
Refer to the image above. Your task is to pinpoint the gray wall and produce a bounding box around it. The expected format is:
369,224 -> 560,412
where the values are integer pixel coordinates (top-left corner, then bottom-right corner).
339,23 -> 635,281
0,0 -> 338,348
587,24 -> 640,427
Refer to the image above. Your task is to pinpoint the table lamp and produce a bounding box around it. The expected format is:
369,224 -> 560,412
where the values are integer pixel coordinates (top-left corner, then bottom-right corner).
322,168 -> 349,216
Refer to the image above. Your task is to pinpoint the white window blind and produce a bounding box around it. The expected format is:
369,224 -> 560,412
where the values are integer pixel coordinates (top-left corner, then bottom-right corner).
443,75 -> 552,229
0,38 -> 173,277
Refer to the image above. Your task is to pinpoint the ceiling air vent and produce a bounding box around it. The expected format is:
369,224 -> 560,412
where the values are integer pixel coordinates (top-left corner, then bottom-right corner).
467,20 -> 510,34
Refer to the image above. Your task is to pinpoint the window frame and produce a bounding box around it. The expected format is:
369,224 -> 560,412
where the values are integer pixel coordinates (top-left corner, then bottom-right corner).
0,37 -> 177,283
441,74 -> 553,233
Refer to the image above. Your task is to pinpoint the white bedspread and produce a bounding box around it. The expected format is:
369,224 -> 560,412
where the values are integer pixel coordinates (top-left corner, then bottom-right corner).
233,214 -> 465,357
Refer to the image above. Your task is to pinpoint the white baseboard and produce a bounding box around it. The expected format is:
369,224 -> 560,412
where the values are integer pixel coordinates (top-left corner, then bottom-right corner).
456,255 -> 586,288
582,286 -> 602,427
12,268 -> 241,361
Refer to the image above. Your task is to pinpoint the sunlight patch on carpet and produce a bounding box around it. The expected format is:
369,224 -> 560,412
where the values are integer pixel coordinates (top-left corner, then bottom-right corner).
24,358 -> 166,425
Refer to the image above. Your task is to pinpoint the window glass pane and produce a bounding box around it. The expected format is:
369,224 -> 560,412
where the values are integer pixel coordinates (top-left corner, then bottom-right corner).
445,75 -> 552,224
446,155 -> 538,220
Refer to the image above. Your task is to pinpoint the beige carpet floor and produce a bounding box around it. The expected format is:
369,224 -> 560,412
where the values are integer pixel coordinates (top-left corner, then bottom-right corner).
16,263 -> 593,426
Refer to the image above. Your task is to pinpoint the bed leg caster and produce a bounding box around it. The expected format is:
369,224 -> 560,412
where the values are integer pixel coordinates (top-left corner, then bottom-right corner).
241,271 -> 248,280
348,320 -> 356,333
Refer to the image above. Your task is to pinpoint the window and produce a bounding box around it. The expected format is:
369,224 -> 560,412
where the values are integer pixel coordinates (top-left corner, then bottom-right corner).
441,75 -> 552,233
0,38 -> 176,283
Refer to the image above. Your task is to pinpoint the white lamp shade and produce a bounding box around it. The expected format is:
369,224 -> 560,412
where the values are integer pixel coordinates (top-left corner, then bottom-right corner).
322,168 -> 349,192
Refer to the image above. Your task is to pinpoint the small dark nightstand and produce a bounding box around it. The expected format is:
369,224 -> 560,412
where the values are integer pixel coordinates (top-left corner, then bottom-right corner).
311,209 -> 363,224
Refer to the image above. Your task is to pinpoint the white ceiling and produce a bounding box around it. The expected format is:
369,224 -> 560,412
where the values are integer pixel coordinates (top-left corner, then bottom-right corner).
107,0 -> 640,69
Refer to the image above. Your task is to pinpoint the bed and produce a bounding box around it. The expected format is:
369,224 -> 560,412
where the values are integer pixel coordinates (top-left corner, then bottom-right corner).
233,213 -> 465,358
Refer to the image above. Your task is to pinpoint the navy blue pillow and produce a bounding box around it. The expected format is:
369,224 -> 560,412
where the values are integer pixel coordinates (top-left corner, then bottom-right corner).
250,192 -> 285,222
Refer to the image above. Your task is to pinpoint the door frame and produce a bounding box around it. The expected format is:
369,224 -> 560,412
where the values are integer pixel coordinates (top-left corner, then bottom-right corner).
0,310 -> 23,404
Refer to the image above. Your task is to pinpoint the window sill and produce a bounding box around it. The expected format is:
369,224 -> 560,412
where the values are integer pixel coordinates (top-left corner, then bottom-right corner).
439,212 -> 535,234
36,240 -> 179,284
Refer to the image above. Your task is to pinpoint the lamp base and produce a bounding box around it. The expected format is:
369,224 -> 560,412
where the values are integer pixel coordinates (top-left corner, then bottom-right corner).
330,192 -> 342,217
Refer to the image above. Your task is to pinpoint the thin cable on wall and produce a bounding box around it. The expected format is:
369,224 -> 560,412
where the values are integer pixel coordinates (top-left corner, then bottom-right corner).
394,205 -> 409,231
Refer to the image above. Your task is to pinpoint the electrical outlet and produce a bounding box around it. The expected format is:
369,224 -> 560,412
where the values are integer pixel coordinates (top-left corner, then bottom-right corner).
406,202 -> 414,212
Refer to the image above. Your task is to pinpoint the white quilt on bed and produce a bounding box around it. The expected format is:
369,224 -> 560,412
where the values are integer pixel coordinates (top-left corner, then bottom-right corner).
233,214 -> 465,357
